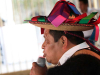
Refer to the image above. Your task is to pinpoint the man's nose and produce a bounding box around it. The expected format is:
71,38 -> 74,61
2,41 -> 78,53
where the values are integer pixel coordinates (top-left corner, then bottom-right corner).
42,42 -> 45,49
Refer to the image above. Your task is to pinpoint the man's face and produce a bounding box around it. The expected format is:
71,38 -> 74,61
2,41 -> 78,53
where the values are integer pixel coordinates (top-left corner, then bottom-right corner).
79,1 -> 88,13
42,29 -> 63,64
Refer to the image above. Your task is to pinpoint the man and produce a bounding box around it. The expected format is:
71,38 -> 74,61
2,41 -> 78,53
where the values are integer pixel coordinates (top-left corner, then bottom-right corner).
30,30 -> 100,75
26,0 -> 100,75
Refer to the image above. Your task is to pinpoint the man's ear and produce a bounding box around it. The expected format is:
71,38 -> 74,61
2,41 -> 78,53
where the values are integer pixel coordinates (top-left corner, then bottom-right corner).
61,36 -> 67,50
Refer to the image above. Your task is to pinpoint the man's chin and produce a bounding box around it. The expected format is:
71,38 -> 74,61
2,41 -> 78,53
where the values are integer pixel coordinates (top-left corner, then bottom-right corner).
46,59 -> 58,65
46,58 -> 50,63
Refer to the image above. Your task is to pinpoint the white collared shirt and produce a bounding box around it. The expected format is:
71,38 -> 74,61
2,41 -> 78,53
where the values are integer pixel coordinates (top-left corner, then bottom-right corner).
59,42 -> 89,65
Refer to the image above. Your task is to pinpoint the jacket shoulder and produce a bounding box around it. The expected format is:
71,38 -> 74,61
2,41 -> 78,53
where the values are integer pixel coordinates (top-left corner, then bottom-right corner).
73,49 -> 100,59
47,54 -> 100,75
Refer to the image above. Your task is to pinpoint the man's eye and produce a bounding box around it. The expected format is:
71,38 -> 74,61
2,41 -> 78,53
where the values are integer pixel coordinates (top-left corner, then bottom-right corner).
45,40 -> 49,44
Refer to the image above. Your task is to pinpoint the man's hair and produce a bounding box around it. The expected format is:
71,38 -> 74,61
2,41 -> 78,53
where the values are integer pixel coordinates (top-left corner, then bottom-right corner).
49,30 -> 85,45
79,0 -> 88,5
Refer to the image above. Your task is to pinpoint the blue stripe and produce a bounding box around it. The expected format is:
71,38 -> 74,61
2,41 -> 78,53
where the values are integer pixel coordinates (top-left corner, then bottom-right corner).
68,5 -> 81,15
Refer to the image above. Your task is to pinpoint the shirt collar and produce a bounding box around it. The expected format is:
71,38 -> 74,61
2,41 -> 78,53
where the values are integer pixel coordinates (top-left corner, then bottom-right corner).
59,42 -> 89,65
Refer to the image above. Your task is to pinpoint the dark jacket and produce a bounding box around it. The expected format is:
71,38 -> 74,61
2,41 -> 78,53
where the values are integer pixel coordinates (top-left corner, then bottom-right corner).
47,54 -> 100,75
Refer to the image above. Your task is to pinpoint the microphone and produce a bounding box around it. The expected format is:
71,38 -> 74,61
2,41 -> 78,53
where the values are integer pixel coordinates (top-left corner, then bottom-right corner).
37,57 -> 46,67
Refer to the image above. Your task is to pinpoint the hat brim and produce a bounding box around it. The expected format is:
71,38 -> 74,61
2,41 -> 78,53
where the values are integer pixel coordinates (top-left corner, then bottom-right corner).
29,21 -> 94,31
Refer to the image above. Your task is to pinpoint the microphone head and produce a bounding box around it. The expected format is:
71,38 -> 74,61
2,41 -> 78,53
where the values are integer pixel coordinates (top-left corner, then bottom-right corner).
37,57 -> 46,67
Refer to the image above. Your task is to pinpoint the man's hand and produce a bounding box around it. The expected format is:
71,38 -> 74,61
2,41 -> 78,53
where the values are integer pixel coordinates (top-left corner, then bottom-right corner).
30,62 -> 47,75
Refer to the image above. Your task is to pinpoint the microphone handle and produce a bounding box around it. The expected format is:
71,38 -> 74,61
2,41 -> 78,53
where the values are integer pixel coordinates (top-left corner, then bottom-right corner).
37,57 -> 46,67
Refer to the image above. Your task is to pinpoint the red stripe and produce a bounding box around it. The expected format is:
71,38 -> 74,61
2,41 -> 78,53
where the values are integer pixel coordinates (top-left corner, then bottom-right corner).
48,1 -> 60,16
31,16 -> 40,21
65,13 -> 87,23
73,13 -> 87,21
67,2 -> 75,7
41,28 -> 44,34
60,0 -> 66,1
95,25 -> 99,41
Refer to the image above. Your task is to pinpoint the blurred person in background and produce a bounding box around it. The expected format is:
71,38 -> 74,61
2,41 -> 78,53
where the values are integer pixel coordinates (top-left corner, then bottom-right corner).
79,0 -> 88,14
78,0 -> 98,45
79,0 -> 99,15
